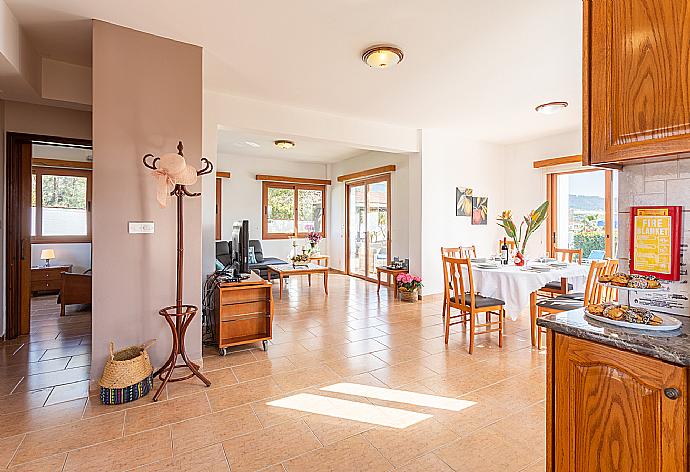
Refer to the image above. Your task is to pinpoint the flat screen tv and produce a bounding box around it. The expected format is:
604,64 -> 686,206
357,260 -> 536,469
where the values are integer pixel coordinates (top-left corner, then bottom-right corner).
232,220 -> 249,274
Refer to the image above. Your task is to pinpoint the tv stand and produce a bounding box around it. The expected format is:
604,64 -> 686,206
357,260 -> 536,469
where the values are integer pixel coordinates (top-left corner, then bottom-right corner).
213,271 -> 273,355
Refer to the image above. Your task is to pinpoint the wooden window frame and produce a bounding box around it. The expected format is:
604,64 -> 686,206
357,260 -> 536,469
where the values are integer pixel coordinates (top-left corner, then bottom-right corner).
262,181 -> 327,240
31,167 -> 92,244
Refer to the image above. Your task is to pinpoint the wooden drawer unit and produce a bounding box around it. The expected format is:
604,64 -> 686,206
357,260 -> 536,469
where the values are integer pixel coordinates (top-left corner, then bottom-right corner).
30,265 -> 72,295
213,272 -> 273,355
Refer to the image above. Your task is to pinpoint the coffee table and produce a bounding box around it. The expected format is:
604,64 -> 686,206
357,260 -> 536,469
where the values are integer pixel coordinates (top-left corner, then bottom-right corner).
267,263 -> 329,300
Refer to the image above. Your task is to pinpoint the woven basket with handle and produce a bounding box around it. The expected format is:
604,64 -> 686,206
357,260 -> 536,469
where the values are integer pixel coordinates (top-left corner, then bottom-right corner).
99,341 -> 155,405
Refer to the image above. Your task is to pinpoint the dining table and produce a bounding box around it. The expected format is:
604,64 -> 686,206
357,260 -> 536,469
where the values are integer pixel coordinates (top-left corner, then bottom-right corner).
462,262 -> 591,346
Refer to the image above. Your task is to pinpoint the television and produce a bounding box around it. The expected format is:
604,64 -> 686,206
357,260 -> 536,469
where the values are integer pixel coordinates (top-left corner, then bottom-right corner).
232,220 -> 249,274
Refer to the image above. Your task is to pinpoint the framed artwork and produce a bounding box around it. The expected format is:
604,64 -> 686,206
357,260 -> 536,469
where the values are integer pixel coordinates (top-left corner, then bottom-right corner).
630,206 -> 682,281
472,197 -> 488,225
456,187 -> 472,217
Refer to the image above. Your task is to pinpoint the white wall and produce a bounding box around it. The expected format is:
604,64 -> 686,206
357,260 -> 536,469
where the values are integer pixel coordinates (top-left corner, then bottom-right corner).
503,129 -> 582,256
419,129 -> 507,295
217,153 -> 328,259
328,151 -> 410,271
31,243 -> 91,273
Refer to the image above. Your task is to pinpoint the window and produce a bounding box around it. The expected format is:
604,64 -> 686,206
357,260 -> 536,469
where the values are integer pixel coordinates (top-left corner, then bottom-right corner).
31,167 -> 92,243
262,182 -> 326,239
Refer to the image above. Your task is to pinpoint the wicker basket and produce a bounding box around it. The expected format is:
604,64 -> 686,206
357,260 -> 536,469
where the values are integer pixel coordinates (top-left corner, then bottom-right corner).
399,288 -> 418,303
99,341 -> 155,405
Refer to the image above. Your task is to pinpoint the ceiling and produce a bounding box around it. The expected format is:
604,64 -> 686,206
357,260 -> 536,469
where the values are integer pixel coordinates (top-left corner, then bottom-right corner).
5,0 -> 582,143
217,128 -> 369,164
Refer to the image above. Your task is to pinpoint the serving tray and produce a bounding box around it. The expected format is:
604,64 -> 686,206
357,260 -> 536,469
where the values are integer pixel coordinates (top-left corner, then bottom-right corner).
584,309 -> 681,331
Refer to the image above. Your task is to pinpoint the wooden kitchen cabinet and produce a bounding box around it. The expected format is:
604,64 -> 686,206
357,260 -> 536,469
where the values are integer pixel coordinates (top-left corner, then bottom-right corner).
547,332 -> 687,471
583,0 -> 690,165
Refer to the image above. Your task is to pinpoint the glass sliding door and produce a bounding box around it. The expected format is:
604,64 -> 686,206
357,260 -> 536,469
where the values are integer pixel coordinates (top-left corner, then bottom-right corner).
346,174 -> 391,281
547,169 -> 617,259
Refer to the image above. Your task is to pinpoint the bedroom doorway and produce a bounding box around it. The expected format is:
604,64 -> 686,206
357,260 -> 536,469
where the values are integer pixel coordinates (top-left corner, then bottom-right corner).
345,174 -> 391,282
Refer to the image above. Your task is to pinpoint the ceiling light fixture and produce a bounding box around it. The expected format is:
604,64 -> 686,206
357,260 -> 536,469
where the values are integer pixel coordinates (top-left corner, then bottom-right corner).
535,101 -> 569,115
274,140 -> 295,150
362,45 -> 404,69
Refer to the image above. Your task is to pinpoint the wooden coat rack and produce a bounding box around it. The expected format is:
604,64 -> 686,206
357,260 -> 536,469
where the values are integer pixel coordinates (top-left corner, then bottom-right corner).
143,141 -> 213,401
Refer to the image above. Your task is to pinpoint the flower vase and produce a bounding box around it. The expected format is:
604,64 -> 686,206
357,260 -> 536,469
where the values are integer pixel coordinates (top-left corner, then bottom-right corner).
399,288 -> 418,303
513,251 -> 525,267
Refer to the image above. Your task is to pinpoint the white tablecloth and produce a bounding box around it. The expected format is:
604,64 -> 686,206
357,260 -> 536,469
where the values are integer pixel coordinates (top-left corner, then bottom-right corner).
462,264 -> 590,320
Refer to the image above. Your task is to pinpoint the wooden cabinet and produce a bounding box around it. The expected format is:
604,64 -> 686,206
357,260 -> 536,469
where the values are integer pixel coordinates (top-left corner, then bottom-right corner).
213,272 -> 273,354
547,332 -> 687,471
30,265 -> 72,295
584,0 -> 690,165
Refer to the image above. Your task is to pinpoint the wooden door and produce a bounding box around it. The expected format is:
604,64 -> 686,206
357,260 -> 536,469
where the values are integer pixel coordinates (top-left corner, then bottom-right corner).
551,334 -> 687,471
584,0 -> 690,165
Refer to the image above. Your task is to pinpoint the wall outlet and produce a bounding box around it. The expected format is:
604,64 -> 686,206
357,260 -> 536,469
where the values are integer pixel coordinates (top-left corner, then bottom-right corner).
128,221 -> 155,234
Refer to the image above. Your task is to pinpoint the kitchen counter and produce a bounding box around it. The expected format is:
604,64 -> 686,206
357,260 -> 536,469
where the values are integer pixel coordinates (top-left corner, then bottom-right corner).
536,307 -> 690,366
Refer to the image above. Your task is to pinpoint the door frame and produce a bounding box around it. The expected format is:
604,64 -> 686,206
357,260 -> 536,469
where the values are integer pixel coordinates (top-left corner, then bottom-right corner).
546,168 -> 614,259
344,173 -> 392,282
5,133 -> 92,339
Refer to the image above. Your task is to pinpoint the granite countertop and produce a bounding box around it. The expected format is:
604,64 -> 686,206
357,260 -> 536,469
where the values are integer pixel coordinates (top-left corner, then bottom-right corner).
537,308 -> 690,366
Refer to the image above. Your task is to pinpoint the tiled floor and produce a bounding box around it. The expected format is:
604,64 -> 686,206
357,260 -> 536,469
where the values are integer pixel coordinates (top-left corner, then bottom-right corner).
0,275 -> 546,471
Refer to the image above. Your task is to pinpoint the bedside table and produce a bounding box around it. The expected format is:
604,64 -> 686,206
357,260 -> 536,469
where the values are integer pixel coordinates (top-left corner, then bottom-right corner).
31,265 -> 72,295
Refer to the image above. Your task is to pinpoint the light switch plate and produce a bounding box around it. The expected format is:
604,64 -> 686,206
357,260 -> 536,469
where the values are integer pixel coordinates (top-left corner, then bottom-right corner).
128,221 -> 155,234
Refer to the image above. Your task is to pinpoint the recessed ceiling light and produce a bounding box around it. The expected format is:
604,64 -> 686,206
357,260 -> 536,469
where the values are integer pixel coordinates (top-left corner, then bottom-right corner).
274,140 -> 295,150
535,101 -> 568,115
244,141 -> 261,148
362,45 -> 404,69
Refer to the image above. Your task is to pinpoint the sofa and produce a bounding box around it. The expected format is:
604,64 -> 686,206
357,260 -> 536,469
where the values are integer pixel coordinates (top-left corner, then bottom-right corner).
215,239 -> 288,279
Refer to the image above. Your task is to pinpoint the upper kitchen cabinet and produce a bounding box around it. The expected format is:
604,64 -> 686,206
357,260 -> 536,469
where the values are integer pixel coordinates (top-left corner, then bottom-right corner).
583,0 -> 690,165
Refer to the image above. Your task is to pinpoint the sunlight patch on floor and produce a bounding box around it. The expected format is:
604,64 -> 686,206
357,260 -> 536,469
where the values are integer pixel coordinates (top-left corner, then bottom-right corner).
320,383 -> 476,412
266,393 -> 432,429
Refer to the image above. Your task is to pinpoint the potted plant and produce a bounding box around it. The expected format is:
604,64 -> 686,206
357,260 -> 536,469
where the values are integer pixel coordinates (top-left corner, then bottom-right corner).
307,231 -> 322,253
397,273 -> 423,302
496,201 -> 549,266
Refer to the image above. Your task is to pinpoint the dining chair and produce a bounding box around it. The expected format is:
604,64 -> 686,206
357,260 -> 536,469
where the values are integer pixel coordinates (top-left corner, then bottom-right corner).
540,247 -> 584,297
534,260 -> 609,349
460,245 -> 477,258
441,247 -> 465,317
561,258 -> 618,303
442,255 -> 504,354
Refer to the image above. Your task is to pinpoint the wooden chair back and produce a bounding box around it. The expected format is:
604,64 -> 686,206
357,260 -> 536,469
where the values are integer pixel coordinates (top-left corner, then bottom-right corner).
460,245 -> 477,258
441,247 -> 464,258
442,255 -> 476,311
498,240 -> 516,253
553,247 -> 583,264
601,259 -> 619,302
582,260 -> 608,305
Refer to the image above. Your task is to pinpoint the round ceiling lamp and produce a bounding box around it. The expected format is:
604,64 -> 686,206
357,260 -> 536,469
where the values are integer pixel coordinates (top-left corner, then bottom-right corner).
274,140 -> 295,150
535,101 -> 569,115
362,45 -> 404,69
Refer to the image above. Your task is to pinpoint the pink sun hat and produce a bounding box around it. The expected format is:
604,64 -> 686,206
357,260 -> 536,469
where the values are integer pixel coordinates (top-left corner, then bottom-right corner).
152,152 -> 198,207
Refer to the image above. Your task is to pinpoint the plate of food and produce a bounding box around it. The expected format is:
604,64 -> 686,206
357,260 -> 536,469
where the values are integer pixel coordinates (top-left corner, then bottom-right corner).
585,303 -> 681,331
598,273 -> 664,291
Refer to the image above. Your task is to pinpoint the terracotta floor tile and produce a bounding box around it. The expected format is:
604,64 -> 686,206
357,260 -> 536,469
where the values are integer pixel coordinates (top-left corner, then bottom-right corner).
0,357 -> 70,378
283,435 -> 392,472
124,392 -> 211,435
44,380 -> 89,406
363,418 -> 458,467
250,394 -> 312,428
26,338 -> 83,352
39,345 -> 91,361
222,420 -> 321,471
63,425 -> 172,471
133,443 -> 229,471
13,366 -> 90,393
66,354 -> 91,368
201,349 -> 257,371
324,353 -> 389,377
82,393 -> 156,419
171,404 -> 262,454
370,360 -> 438,388
0,398 -> 87,439
371,347 -> 430,365
303,413 -> 375,445
396,453 -> 455,472
206,376 -> 283,412
0,389 -> 52,415
10,411 -> 124,466
165,367 -> 236,399
271,365 -> 341,392
8,453 -> 67,472
0,434 -> 25,468
231,358 -> 295,383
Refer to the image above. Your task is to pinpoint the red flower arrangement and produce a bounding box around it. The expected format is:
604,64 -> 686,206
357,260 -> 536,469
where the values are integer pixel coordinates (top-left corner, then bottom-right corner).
396,273 -> 423,292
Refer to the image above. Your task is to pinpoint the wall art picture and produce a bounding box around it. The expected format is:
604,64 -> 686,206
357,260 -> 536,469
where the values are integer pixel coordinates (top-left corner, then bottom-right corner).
456,187 -> 473,217
472,196 -> 488,225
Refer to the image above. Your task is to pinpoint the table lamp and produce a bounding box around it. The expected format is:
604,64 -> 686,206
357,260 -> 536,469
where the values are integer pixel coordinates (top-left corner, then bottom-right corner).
40,249 -> 55,267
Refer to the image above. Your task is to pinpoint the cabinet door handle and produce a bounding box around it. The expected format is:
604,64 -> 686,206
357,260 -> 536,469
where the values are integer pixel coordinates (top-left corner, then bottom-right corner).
664,387 -> 681,400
